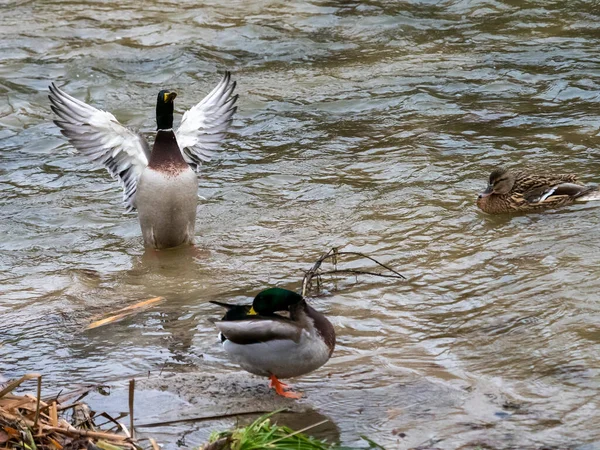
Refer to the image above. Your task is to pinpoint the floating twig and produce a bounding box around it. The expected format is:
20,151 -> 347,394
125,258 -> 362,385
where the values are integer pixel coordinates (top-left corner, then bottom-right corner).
86,296 -> 165,330
128,379 -> 135,440
302,247 -> 405,296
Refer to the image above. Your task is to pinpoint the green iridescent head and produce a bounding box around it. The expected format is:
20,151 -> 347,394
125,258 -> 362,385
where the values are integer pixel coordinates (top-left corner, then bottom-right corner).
250,288 -> 303,315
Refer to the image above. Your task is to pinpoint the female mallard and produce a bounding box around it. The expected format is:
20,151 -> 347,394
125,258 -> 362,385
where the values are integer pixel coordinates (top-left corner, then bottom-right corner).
477,167 -> 598,214
49,73 -> 238,249
211,288 -> 336,399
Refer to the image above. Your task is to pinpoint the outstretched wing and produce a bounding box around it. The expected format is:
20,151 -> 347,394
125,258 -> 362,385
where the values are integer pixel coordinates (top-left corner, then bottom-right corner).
175,72 -> 238,171
49,83 -> 150,212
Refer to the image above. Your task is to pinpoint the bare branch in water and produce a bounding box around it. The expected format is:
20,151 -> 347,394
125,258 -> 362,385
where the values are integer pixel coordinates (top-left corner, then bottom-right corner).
301,247 -> 405,297
318,269 -> 405,279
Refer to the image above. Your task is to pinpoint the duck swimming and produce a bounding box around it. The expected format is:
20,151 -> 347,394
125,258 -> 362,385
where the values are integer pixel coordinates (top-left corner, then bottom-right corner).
211,288 -> 336,399
477,167 -> 598,214
49,73 -> 237,249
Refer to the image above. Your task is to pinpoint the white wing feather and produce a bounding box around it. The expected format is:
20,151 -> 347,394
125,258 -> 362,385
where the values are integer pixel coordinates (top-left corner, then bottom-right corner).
175,72 -> 238,171
49,83 -> 150,212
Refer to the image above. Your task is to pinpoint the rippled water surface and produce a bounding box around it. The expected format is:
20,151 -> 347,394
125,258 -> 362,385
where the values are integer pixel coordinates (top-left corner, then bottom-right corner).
2,0 -> 600,448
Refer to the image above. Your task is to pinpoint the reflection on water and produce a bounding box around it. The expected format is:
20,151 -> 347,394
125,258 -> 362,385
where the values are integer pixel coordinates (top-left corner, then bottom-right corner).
2,0 -> 600,448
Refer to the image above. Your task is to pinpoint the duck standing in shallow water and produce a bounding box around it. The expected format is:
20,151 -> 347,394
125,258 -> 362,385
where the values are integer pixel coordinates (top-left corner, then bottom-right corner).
49,73 -> 238,249
477,167 -> 598,214
211,288 -> 336,399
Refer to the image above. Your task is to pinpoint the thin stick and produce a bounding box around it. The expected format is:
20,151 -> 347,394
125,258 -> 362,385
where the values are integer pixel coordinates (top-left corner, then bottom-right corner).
330,251 -> 405,279
268,419 -> 329,445
136,410 -> 274,428
149,438 -> 160,450
55,402 -> 83,412
34,375 -> 42,430
44,426 -> 129,442
128,379 -> 135,440
95,412 -> 128,430
49,401 -> 58,427
318,269 -> 405,279
302,248 -> 336,297
118,423 -> 132,439
0,373 -> 41,399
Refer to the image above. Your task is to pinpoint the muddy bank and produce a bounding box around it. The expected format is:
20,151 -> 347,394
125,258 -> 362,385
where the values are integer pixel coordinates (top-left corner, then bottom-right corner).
84,370 -> 599,449
86,371 -> 469,449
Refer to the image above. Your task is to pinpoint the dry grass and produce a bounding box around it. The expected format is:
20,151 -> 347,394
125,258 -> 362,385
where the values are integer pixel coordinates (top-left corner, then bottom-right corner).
0,374 -> 151,450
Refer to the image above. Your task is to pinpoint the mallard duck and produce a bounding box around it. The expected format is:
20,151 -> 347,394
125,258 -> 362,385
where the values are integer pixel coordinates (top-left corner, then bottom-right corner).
477,167 -> 598,214
49,73 -> 238,249
211,287 -> 336,399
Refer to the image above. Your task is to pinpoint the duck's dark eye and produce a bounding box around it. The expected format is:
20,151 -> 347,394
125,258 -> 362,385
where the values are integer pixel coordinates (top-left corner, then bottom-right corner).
494,177 -> 506,185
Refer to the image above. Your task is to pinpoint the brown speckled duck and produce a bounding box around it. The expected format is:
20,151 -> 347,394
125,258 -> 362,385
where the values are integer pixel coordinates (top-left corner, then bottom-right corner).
477,167 -> 598,214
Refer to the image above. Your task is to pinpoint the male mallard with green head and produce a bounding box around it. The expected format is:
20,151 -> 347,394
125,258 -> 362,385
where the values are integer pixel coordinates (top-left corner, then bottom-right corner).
211,288 -> 336,399
49,73 -> 237,249
477,167 -> 598,214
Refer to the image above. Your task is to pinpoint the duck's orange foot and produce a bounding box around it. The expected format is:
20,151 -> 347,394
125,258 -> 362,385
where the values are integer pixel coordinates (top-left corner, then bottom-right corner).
268,374 -> 302,399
